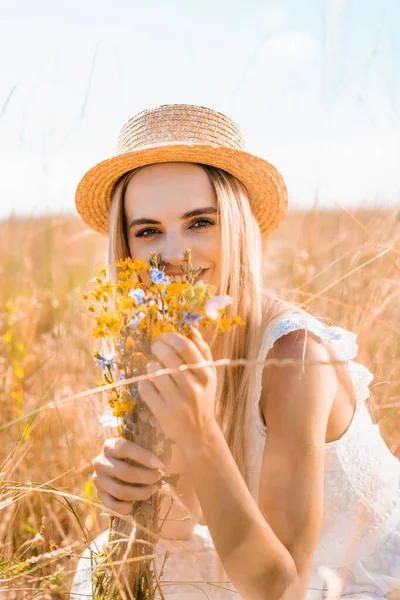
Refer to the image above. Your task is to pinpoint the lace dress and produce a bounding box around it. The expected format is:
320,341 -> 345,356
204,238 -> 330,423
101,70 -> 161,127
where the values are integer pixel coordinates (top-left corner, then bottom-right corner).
70,312 -> 400,599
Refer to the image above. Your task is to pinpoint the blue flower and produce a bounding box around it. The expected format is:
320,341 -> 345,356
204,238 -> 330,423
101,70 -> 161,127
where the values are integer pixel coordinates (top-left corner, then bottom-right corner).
129,384 -> 139,399
117,339 -> 125,350
95,352 -> 116,372
182,312 -> 204,327
128,288 -> 147,304
117,372 -> 125,381
129,313 -> 144,328
149,268 -> 170,285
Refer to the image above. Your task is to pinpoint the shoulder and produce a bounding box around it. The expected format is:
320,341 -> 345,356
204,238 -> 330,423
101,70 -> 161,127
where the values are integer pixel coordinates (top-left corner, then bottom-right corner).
260,325 -> 339,449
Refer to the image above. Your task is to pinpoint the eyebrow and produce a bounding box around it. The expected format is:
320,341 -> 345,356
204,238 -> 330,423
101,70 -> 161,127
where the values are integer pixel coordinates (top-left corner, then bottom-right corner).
129,206 -> 218,228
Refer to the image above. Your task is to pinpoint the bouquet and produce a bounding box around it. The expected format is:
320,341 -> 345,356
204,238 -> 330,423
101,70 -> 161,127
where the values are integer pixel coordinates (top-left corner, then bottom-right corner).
83,250 -> 244,600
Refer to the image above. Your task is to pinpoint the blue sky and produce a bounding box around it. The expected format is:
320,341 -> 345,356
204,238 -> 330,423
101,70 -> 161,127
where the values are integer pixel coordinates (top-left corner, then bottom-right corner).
0,0 -> 399,220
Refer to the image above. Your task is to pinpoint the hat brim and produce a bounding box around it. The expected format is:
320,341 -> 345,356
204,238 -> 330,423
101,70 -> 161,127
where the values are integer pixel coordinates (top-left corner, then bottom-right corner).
75,144 -> 288,237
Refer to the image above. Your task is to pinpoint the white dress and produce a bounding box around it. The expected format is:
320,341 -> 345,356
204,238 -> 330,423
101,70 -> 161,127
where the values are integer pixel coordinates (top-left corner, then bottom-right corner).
70,312 -> 400,599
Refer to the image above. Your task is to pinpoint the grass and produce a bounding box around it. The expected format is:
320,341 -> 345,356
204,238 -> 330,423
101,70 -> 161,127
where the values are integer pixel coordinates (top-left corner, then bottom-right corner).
0,207 -> 399,598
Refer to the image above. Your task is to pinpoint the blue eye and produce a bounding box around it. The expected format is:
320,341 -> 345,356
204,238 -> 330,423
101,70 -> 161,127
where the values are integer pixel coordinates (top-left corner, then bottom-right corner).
135,218 -> 215,238
190,218 -> 215,229
135,228 -> 160,238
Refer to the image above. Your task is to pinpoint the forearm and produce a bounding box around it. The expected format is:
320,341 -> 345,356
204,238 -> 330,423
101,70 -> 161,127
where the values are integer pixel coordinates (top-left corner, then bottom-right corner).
180,422 -> 298,600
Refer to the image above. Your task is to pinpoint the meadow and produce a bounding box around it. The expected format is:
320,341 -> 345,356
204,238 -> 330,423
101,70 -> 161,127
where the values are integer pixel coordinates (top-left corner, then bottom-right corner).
0,207 -> 399,599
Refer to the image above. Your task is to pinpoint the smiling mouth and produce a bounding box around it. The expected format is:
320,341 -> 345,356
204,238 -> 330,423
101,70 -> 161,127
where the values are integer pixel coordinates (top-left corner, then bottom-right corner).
167,269 -> 209,283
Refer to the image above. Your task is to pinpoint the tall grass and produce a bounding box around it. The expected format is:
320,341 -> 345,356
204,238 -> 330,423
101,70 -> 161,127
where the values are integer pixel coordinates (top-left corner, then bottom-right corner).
0,208 -> 399,598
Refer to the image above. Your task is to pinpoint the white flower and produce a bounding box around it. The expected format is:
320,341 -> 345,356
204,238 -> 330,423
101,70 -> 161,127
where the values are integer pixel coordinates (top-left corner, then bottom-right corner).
99,405 -> 120,428
204,295 -> 232,320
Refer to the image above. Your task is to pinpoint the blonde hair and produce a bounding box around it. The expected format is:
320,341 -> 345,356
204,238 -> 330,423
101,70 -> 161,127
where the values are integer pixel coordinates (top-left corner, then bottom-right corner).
107,163 -> 305,484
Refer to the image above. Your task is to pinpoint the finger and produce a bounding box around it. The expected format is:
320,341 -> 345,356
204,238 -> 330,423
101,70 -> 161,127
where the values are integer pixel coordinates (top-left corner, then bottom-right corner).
93,473 -> 158,502
161,330 -> 213,383
190,326 -> 214,363
93,454 -> 164,485
151,338 -> 204,388
160,332 -> 206,366
103,437 -> 165,469
97,490 -> 133,516
146,360 -> 179,401
138,378 -> 167,418
189,326 -> 216,379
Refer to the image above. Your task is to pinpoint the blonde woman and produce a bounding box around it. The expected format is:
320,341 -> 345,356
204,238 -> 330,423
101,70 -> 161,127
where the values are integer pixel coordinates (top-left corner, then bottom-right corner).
71,104 -> 400,599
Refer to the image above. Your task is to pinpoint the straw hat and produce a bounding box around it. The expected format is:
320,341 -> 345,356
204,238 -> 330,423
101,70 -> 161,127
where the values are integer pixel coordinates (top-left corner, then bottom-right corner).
75,103 -> 288,237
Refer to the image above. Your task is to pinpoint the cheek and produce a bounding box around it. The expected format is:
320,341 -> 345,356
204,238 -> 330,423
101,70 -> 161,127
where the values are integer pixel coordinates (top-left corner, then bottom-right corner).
127,239 -> 157,266
139,268 -> 150,285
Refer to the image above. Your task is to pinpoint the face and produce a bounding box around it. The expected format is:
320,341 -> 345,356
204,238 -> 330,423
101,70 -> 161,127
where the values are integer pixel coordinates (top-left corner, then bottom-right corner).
124,162 -> 221,288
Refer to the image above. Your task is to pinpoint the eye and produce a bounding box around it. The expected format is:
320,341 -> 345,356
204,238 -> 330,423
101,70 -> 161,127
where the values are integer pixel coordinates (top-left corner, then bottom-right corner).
135,218 -> 215,239
189,218 -> 215,230
135,228 -> 161,239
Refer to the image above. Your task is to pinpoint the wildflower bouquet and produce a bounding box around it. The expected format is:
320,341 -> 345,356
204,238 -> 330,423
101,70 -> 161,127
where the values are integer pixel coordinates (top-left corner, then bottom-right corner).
84,250 -> 244,600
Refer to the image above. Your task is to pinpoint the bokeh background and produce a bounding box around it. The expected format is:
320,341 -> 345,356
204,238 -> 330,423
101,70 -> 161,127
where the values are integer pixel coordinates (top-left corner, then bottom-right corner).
1,0 -> 400,217
0,1 -> 399,598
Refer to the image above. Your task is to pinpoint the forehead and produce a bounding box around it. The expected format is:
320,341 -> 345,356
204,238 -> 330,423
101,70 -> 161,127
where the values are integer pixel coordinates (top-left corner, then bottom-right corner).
124,162 -> 217,218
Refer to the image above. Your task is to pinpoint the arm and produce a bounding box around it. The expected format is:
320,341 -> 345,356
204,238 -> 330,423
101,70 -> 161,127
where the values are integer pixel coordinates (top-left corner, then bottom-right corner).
181,330 -> 338,600
257,329 -> 338,598
181,422 -> 297,600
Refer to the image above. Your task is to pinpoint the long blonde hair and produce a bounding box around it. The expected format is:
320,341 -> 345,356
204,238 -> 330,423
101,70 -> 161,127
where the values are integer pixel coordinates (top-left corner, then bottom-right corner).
107,164 -> 304,485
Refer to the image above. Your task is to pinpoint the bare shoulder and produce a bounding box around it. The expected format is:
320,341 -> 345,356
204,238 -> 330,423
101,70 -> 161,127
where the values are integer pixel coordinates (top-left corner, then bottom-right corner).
260,328 -> 340,449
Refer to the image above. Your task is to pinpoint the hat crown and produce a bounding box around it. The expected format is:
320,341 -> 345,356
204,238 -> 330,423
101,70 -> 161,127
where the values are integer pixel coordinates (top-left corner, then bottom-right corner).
117,104 -> 246,154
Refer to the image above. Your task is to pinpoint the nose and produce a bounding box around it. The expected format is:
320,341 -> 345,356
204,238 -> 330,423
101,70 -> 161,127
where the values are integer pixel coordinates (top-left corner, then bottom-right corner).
159,233 -> 186,266
160,248 -> 185,266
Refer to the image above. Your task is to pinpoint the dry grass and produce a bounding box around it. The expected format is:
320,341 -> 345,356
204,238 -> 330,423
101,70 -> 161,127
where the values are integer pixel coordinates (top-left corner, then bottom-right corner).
0,208 -> 399,598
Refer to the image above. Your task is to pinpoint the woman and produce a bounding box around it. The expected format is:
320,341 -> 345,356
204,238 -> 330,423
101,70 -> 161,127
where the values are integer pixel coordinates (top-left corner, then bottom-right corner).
71,104 -> 400,599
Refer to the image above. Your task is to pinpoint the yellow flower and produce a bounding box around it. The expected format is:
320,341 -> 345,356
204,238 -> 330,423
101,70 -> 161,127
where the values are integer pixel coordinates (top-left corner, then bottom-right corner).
92,312 -> 123,338
91,288 -> 105,302
132,259 -> 150,271
232,314 -> 245,326
115,258 -> 134,268
112,399 -> 137,416
218,315 -> 232,333
116,257 -> 150,271
117,280 -> 137,293
164,282 -> 188,297
121,297 -> 135,311
96,265 -> 109,278
151,284 -> 166,293
150,321 -> 175,336
117,270 -> 132,280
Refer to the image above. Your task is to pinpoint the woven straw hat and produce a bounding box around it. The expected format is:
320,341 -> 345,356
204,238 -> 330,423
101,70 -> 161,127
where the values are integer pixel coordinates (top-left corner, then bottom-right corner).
75,104 -> 288,237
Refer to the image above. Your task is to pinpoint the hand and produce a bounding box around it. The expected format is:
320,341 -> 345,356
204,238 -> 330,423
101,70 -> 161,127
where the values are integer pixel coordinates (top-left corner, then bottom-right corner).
92,437 -> 166,515
138,326 -> 217,449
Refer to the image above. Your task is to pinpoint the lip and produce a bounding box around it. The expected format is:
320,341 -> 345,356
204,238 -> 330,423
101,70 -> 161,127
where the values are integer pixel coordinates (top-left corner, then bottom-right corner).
165,269 -> 208,277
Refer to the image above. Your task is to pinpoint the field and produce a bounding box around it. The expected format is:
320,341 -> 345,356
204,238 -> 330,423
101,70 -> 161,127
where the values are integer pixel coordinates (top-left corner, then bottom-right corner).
0,208 -> 399,598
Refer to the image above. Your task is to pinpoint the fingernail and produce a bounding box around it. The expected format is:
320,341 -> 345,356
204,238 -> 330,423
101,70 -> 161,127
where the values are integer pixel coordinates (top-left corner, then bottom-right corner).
151,457 -> 165,469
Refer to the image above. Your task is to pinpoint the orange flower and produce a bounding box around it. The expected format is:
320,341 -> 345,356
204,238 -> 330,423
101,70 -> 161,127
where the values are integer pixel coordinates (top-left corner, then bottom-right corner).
232,314 -> 245,326
218,315 -> 232,333
112,399 -> 137,416
150,321 -> 175,336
